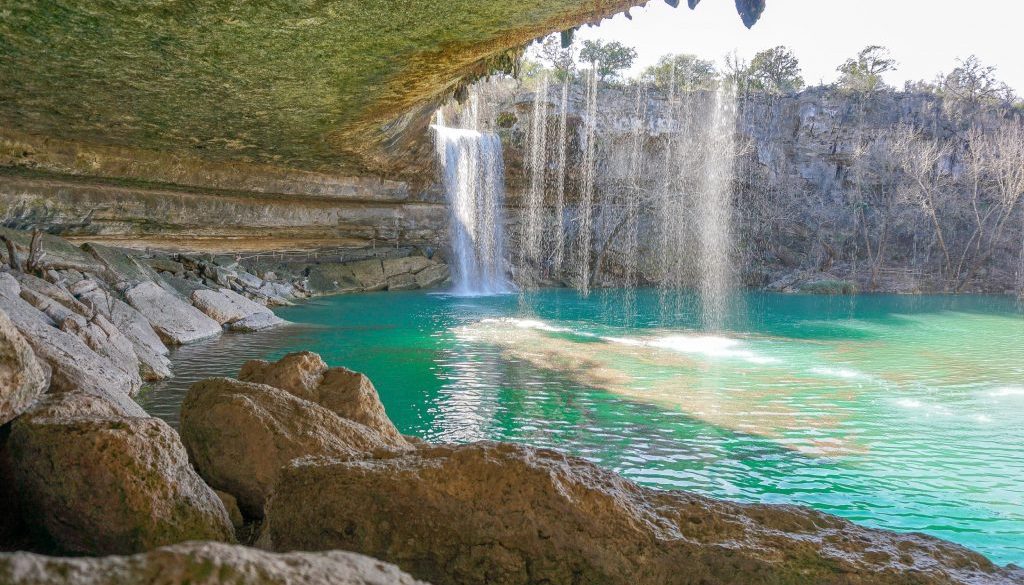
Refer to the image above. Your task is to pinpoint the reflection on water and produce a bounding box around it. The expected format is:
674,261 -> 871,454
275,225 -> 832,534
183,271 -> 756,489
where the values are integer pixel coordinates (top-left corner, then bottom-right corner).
141,289 -> 1024,565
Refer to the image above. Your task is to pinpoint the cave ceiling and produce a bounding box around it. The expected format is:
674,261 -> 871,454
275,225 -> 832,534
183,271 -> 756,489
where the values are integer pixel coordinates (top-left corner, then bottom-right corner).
0,0 -> 764,180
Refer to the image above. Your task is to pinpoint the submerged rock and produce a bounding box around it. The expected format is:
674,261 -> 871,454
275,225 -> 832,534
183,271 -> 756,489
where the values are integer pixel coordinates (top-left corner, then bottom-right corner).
0,309 -> 48,425
179,377 -> 408,518
264,442 -> 1022,585
8,393 -> 234,555
124,281 -> 222,344
239,351 -> 406,444
0,541 -> 429,585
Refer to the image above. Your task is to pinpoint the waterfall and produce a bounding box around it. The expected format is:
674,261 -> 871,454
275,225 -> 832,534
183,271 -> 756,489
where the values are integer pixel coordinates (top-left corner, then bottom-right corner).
575,68 -> 599,296
552,80 -> 569,274
623,83 -> 647,291
433,116 -> 512,296
695,84 -> 738,329
521,75 -> 550,279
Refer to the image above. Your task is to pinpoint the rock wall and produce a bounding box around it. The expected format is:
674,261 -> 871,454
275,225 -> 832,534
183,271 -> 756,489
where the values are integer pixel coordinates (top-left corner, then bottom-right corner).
495,83 -> 1024,294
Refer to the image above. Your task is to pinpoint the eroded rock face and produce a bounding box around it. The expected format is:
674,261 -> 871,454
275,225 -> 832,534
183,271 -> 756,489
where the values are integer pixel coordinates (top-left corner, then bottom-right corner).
179,377 -> 408,518
0,542 -> 429,585
239,352 -> 406,444
124,281 -> 222,344
0,308 -> 48,425
264,442 -> 1022,585
0,274 -> 144,415
8,393 -> 234,555
78,287 -> 172,380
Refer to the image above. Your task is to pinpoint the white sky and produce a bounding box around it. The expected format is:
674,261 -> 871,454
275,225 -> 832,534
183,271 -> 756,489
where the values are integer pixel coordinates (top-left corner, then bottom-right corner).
571,0 -> 1023,93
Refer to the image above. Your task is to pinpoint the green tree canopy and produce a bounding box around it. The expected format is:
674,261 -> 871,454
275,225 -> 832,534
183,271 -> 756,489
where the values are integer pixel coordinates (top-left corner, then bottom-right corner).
941,55 -> 1014,106
747,46 -> 804,94
640,53 -> 718,91
534,35 -> 577,82
837,45 -> 897,92
579,40 -> 638,82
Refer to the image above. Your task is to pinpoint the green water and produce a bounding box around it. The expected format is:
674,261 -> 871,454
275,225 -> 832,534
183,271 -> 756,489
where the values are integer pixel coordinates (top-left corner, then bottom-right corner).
140,289 -> 1024,565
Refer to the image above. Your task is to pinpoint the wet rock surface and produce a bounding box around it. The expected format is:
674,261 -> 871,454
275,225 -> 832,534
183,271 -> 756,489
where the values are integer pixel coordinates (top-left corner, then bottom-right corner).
7,393 -> 234,555
0,542 -> 430,585
179,377 -> 408,518
264,442 -> 1024,585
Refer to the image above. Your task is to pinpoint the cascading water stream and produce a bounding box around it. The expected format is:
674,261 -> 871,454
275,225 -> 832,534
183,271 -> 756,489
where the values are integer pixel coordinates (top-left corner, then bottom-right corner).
551,80 -> 569,274
521,75 -> 550,281
695,84 -> 738,329
575,68 -> 599,296
433,110 -> 512,296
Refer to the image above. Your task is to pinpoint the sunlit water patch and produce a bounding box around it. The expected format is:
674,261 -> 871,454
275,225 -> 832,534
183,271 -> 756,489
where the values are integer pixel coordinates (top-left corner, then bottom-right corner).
140,289 -> 1024,565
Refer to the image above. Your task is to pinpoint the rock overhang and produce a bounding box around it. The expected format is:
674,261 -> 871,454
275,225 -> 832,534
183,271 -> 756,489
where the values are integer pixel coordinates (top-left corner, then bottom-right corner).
0,0 -> 765,182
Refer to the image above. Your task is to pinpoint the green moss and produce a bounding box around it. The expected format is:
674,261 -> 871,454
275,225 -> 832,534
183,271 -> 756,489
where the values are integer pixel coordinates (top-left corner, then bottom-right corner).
0,1 -> 643,176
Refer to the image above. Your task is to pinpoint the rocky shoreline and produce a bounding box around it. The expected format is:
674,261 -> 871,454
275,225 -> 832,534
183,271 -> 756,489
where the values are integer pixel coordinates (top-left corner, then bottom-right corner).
1,225 -> 1023,584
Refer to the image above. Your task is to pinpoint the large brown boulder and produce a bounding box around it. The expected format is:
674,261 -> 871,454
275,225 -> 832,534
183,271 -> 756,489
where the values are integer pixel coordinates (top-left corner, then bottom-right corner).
179,377 -> 409,518
0,541 -> 430,585
7,393 -> 234,555
263,442 -> 1022,585
239,351 -> 407,444
0,308 -> 48,425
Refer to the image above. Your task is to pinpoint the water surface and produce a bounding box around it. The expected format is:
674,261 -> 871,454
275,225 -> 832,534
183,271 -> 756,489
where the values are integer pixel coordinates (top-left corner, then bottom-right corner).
140,289 -> 1024,565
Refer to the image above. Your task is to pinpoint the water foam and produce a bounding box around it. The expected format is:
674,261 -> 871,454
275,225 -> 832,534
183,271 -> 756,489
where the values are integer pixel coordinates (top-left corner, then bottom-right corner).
809,366 -> 865,380
604,334 -> 778,365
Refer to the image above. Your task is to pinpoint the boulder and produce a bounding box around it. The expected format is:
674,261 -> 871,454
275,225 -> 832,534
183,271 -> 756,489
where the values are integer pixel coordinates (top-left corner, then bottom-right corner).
382,255 -> 433,278
179,377 -> 407,518
82,243 -> 163,286
215,490 -> 245,530
58,313 -> 143,395
68,278 -> 98,295
348,259 -> 386,291
239,352 -> 406,444
0,309 -> 48,425
228,311 -> 285,332
234,270 -> 263,288
144,255 -> 184,275
0,542 -> 429,585
0,227 -> 104,273
124,281 -> 222,344
263,442 -> 1021,585
13,272 -> 91,316
305,264 -> 362,295
78,288 -> 172,380
161,273 -> 211,298
8,393 -> 235,555
191,288 -> 282,329
414,263 -> 450,289
0,274 -> 144,415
